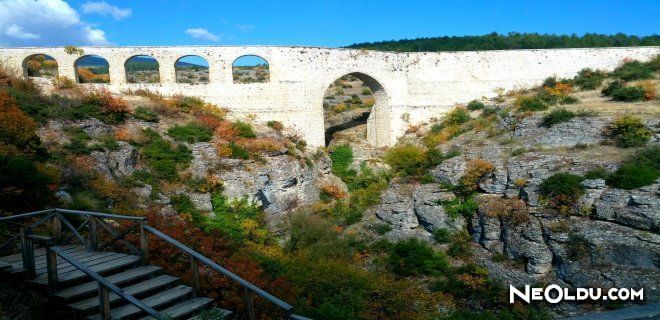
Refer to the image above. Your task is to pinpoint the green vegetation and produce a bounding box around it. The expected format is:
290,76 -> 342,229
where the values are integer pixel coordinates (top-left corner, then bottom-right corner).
132,106 -> 159,122
139,129 -> 193,181
330,145 -> 354,177
387,238 -> 448,276
439,197 -> 479,219
233,121 -> 256,138
444,108 -> 471,125
516,96 -> 547,111
573,68 -> 607,90
606,146 -> 660,190
167,123 -> 213,143
467,100 -> 485,110
447,230 -> 473,258
538,173 -> 585,210
610,60 -> 654,81
584,167 -> 609,180
541,108 -> 575,127
432,228 -> 452,244
604,116 -> 652,147
348,32 -> 660,52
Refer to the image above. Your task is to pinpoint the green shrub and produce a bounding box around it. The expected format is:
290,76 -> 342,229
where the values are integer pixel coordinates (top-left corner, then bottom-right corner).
606,146 -> 659,189
440,197 -> 479,219
174,96 -> 205,111
433,228 -> 452,244
232,121 -> 256,138
383,144 -> 427,177
444,108 -> 471,125
140,130 -> 192,181
584,167 -> 610,180
387,238 -> 448,276
647,54 -> 660,72
167,123 -> 213,143
467,100 -> 485,111
611,86 -> 646,102
228,141 -> 249,159
516,96 -> 547,112
538,173 -> 585,207
0,155 -> 54,211
610,60 -> 653,81
266,120 -> 283,131
64,128 -> 92,155
541,108 -> 575,127
426,148 -> 459,167
601,80 -> 624,96
330,145 -> 354,178
206,193 -> 265,243
604,116 -> 652,147
573,68 -> 607,90
559,95 -> 579,104
371,223 -> 393,235
447,230 -> 473,258
132,106 -> 159,122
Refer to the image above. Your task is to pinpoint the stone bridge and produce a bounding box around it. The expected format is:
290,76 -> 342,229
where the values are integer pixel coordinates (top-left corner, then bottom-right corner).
1,45 -> 658,147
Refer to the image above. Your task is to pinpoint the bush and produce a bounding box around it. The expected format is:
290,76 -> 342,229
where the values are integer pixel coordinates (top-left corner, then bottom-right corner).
167,123 -> 213,143
457,159 -> 495,195
611,86 -> 646,102
541,108 -> 575,127
233,121 -> 256,138
573,68 -> 607,90
604,116 -> 652,147
538,173 -> 585,209
227,141 -> 249,159
584,167 -> 609,180
0,155 -> 54,212
467,100 -> 485,111
266,120 -> 284,131
515,96 -> 547,111
606,146 -> 659,189
447,230 -> 473,258
601,80 -> 624,96
611,60 -> 653,81
383,144 -> 428,177
330,145 -> 354,178
51,76 -> 76,89
440,197 -> 479,219
132,106 -> 159,122
82,89 -> 129,124
387,238 -> 448,276
433,228 -> 452,244
140,130 -> 192,181
444,107 -> 471,125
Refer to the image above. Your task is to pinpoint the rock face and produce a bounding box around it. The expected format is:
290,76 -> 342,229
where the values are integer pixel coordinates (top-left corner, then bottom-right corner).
412,183 -> 465,232
431,157 -> 466,186
593,182 -> 660,231
218,155 -> 320,219
510,115 -> 608,148
90,141 -> 139,179
376,184 -> 418,229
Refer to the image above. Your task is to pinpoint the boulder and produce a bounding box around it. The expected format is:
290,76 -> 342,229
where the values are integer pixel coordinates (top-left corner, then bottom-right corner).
90,141 -> 138,179
375,184 -> 419,229
511,115 -> 608,148
431,156 -> 466,186
412,183 -> 465,232
593,183 -> 659,231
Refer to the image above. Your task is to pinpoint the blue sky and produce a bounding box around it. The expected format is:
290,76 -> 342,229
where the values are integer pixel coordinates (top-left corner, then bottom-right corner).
0,0 -> 658,49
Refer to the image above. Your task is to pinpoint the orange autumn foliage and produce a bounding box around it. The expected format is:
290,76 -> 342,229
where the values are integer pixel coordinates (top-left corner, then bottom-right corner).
0,92 -> 38,154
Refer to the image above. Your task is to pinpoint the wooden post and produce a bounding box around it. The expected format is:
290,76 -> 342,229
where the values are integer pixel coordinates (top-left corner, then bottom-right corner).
46,245 -> 58,292
190,255 -> 200,296
52,215 -> 62,244
20,228 -> 35,278
98,284 -> 111,320
139,222 -> 149,264
243,286 -> 256,320
88,217 -> 98,252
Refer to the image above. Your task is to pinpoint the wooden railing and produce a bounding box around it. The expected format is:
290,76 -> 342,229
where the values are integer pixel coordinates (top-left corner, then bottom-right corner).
0,208 -> 311,320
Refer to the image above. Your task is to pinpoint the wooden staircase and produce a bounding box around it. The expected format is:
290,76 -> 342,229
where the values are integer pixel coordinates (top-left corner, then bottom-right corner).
0,245 -> 229,319
0,209 -> 311,320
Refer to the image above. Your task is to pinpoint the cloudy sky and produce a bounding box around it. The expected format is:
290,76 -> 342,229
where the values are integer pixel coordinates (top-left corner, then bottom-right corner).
0,0 -> 658,47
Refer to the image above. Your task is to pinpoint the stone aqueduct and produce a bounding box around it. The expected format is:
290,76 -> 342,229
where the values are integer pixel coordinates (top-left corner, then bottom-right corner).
1,46 -> 659,147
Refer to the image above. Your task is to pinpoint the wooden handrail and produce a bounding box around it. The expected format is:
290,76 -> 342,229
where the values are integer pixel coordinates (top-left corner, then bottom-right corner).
50,246 -> 166,320
0,208 -> 146,222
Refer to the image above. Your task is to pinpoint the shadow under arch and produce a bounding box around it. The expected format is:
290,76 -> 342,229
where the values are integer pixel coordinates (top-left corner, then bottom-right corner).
22,54 -> 58,78
175,55 -> 210,84
74,54 -> 110,83
322,71 -> 391,147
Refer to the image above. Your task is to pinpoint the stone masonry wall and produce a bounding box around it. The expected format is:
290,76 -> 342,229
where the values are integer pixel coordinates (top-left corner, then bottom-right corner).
1,46 -> 658,147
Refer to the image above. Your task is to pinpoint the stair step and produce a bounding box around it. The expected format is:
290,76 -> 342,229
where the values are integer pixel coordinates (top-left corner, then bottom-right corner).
34,255 -> 141,285
138,298 -> 216,320
71,275 -> 180,312
87,285 -> 193,320
55,266 -> 163,301
0,261 -> 10,270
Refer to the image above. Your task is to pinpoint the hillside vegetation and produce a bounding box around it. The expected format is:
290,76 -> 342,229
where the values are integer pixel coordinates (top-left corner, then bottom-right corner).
348,32 -> 660,52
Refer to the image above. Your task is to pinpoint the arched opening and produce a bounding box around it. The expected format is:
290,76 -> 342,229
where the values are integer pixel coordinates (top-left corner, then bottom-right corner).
125,55 -> 160,83
75,55 -> 110,83
175,55 -> 209,84
23,54 -> 58,78
232,55 -> 269,83
323,72 -> 390,147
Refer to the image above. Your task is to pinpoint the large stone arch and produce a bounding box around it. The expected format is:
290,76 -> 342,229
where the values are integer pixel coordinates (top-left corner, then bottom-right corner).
322,71 -> 391,147
22,54 -> 58,78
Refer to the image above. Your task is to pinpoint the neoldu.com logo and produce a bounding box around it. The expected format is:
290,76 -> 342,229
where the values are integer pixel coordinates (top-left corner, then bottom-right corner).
510,285 -> 644,304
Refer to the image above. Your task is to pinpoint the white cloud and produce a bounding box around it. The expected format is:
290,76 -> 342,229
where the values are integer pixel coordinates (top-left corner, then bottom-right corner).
185,28 -> 219,42
0,0 -> 109,46
6,24 -> 39,40
82,1 -> 131,20
236,24 -> 255,33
